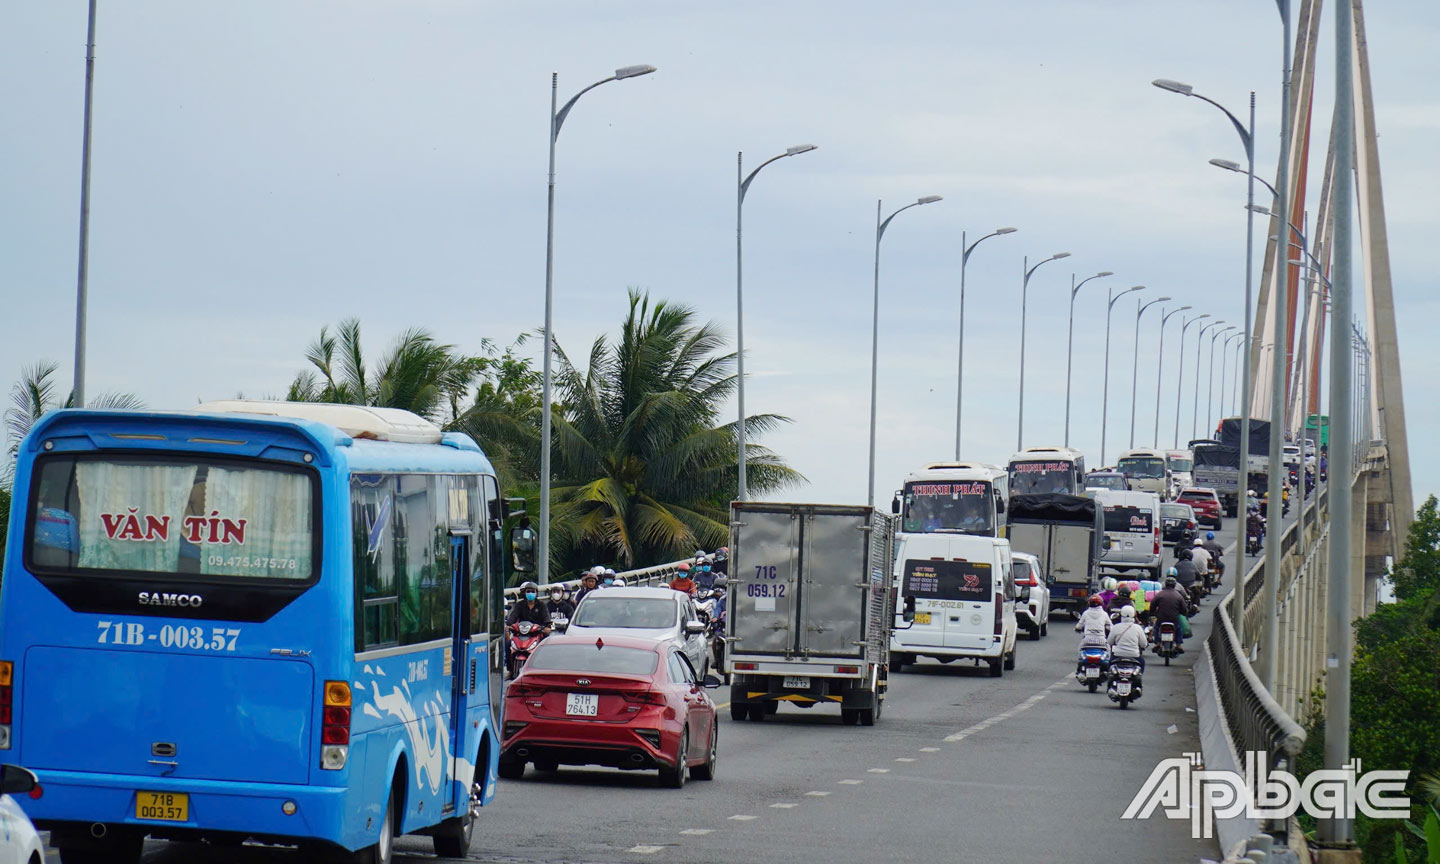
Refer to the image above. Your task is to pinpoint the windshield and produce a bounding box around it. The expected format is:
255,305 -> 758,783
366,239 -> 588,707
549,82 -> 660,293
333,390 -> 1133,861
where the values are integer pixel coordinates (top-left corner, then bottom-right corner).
1086,474 -> 1126,491
1008,461 -> 1075,495
26,455 -> 316,581
903,559 -> 993,602
525,643 -> 659,675
1117,457 -> 1166,479
1104,506 -> 1154,534
573,597 -> 677,629
1167,457 -> 1193,473
901,481 -> 994,534
1160,504 -> 1192,520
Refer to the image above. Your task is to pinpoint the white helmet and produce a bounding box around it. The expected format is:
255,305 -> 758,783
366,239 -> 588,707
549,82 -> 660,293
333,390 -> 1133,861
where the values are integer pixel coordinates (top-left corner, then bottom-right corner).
1120,605 -> 1136,621
1194,538 -> 1205,546
612,577 -> 627,587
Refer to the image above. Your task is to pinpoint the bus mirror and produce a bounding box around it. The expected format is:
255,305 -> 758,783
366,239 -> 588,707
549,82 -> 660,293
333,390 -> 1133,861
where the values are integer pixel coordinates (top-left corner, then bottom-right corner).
510,525 -> 537,573
995,495 -> 1006,514
890,494 -> 901,515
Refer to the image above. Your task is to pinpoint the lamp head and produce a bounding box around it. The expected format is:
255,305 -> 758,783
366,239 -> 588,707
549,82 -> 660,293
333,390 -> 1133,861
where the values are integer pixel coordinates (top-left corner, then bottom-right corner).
1158,296 -> 1172,302
615,64 -> 658,80
1250,204 -> 1274,216
1050,252 -> 1072,261
996,227 -> 1018,235
786,144 -> 818,156
1095,271 -> 1114,278
1209,158 -> 1244,173
917,195 -> 943,205
1152,78 -> 1194,95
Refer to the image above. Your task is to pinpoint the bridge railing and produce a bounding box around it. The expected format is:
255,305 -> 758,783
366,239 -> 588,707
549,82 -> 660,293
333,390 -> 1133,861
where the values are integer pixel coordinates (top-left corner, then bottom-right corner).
501,558 -> 697,602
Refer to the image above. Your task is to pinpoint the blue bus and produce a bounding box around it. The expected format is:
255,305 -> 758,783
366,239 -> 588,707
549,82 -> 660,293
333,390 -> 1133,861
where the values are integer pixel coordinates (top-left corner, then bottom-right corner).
0,401 -> 525,863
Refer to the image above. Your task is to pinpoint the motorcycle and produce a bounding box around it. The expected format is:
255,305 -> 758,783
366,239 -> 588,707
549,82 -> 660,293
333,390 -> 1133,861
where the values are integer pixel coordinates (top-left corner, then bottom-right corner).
506,620 -> 548,678
1075,647 -> 1110,693
1154,621 -> 1180,666
1107,658 -> 1144,708
707,610 -> 728,683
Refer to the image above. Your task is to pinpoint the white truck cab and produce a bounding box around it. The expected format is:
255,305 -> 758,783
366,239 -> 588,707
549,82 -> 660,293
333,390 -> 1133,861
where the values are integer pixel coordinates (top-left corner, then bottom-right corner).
890,533 -> 1018,677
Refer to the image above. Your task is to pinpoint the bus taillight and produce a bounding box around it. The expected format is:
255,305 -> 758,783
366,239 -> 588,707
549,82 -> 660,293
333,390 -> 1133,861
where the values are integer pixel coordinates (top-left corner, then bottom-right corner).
0,660 -> 12,749
321,680 -> 350,770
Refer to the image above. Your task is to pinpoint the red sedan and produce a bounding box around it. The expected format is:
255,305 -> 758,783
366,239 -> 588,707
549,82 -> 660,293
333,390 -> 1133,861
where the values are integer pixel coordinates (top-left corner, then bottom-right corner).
499,633 -> 720,788
1176,487 -> 1224,529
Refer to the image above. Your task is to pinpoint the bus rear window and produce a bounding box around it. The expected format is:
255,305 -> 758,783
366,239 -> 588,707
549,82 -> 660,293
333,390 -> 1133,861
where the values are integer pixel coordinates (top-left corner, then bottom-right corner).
26,455 -> 317,581
1104,506 -> 1153,534
903,559 -> 992,602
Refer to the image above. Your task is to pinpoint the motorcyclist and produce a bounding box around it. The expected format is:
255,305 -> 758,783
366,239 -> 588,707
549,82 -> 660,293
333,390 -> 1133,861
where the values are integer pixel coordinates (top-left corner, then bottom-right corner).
1173,548 -> 1199,597
506,582 -> 553,632
601,568 -> 617,588
1189,538 -> 1212,584
573,570 -> 601,606
669,561 -> 697,595
1074,596 -> 1112,672
546,586 -> 575,625
1149,574 -> 1189,653
712,547 -> 729,577
1203,531 -> 1225,579
1247,509 -> 1266,551
1095,577 -> 1119,611
694,556 -> 716,592
1107,605 -> 1149,673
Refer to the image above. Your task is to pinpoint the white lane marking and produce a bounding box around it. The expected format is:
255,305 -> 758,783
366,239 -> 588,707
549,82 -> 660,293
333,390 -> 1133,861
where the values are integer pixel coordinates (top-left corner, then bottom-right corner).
679,829 -> 713,836
805,791 -> 831,797
895,757 -> 916,762
867,768 -> 891,773
919,747 -> 940,752
628,846 -> 665,854
837,779 -> 863,785
770,802 -> 799,809
728,814 -> 757,821
943,679 -> 1069,742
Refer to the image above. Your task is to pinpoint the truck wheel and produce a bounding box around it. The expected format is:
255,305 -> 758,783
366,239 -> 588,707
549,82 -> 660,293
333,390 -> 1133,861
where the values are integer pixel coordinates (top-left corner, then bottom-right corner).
764,701 -> 778,715
730,701 -> 748,722
859,704 -> 877,727
841,708 -> 859,726
1003,649 -> 1016,671
988,658 -> 1003,678
746,703 -> 767,722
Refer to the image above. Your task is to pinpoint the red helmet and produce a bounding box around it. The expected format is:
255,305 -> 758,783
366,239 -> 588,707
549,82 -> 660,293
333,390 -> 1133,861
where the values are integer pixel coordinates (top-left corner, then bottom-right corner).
1088,595 -> 1103,606
677,562 -> 691,572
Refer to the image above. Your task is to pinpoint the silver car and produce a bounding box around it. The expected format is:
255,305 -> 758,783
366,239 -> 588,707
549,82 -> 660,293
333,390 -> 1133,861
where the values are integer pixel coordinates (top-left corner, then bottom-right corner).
567,587 -> 710,677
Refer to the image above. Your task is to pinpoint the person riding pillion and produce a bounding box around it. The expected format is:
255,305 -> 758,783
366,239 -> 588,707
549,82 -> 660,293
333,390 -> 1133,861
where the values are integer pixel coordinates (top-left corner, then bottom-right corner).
1108,605 -> 1149,673
1189,538 -> 1211,579
669,561 -> 697,595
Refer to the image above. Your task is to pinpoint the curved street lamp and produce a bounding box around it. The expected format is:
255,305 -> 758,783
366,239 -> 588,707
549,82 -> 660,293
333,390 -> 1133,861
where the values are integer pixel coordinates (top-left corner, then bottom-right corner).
1192,319 -> 1225,442
736,144 -> 817,501
538,63 -> 656,585
1101,285 -> 1145,465
1206,325 -> 1236,438
1131,296 -> 1170,450
1153,305 -> 1192,448
1173,313 -> 1212,448
1064,271 -> 1113,446
868,195 -> 943,505
1018,251 -> 1072,451
955,227 -> 1018,458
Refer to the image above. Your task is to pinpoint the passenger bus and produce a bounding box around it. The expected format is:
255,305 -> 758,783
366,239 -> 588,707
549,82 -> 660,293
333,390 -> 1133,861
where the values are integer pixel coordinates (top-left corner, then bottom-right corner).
892,462 -> 1008,538
0,402 -> 527,863
1114,448 -> 1171,500
1006,447 -> 1087,497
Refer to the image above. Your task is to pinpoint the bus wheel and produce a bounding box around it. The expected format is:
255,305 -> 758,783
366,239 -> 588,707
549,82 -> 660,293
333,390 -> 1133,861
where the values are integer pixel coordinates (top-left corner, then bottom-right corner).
353,784 -> 398,864
432,781 -> 477,858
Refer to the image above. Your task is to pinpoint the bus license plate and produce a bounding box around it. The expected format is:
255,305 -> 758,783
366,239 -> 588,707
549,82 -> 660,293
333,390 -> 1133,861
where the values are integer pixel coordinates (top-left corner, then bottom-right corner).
136,791 -> 188,822
783,677 -> 810,689
913,612 -> 931,625
566,693 -> 598,716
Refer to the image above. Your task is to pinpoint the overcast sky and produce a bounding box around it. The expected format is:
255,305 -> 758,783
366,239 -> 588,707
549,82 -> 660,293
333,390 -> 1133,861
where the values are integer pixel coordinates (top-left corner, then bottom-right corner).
3,1 -> 1436,508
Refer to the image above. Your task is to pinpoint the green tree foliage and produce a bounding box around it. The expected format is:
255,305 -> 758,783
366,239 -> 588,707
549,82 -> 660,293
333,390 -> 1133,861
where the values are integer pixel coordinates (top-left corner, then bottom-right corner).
546,289 -> 802,570
1392,496 -> 1440,602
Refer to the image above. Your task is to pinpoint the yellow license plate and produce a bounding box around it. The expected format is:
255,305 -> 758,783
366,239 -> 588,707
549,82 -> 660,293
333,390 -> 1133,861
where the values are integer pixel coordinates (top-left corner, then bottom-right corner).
913,612 -> 931,624
136,791 -> 188,822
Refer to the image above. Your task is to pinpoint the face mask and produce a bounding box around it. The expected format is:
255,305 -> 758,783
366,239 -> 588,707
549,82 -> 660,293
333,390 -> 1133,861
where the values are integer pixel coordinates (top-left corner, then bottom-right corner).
551,593 -> 562,602
603,579 -> 613,586
524,592 -> 536,602
701,565 -> 710,572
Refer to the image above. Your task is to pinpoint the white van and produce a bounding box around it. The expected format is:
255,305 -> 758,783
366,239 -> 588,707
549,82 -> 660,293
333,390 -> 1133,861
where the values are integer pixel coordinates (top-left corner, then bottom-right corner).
1115,448 -> 1171,501
890,534 -> 1018,677
1094,489 -> 1163,579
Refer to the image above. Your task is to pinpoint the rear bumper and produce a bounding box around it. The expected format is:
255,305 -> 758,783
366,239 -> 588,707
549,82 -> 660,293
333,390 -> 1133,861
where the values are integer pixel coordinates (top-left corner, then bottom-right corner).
26,768 -> 347,847
890,640 -> 1002,660
501,720 -> 676,770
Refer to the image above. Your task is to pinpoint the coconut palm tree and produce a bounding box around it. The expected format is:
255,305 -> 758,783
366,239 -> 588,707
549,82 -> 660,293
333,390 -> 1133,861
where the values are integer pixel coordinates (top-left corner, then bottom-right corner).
547,289 -> 802,570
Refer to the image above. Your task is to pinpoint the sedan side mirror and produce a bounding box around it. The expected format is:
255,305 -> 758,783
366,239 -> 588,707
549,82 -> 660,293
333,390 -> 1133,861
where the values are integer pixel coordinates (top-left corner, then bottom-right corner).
685,620 -> 706,635
0,765 -> 37,795
702,674 -> 723,689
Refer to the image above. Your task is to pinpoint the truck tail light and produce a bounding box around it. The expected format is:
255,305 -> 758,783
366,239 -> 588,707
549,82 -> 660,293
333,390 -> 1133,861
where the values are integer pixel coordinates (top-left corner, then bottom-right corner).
835,666 -> 859,675
321,680 -> 350,770
734,662 -> 757,671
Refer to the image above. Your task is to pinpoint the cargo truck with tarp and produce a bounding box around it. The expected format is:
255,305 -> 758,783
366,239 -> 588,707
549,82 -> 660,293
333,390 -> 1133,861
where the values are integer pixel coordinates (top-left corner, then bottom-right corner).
1005,493 -> 1103,617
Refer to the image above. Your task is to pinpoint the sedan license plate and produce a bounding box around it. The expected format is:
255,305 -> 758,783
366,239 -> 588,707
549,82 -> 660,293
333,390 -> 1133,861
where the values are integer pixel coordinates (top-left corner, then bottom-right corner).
913,612 -> 931,625
136,791 -> 188,822
783,676 -> 810,689
1085,667 -> 1100,679
565,692 -> 598,716
1117,681 -> 1132,696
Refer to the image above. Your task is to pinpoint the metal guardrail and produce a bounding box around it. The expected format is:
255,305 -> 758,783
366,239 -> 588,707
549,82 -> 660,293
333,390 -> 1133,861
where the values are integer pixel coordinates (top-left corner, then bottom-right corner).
501,558 -> 697,601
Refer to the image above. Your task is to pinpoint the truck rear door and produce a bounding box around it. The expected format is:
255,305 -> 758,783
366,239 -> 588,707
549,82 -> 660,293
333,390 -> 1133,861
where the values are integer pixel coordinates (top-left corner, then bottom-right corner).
730,508 -> 799,655
798,509 -> 868,658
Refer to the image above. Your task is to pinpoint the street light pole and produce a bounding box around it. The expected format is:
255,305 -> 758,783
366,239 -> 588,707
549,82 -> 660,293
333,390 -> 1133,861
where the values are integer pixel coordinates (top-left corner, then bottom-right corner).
1173,314 -> 1211,448
1130,297 -> 1170,450
1064,270 -> 1113,447
868,195 -> 943,506
1208,326 -> 1236,437
1154,306 -> 1192,448
1018,251 -> 1071,451
539,64 -> 656,585
1193,320 -> 1225,442
1101,285 -> 1145,465
72,0 -> 99,409
955,227 -> 1017,458
736,144 -> 817,501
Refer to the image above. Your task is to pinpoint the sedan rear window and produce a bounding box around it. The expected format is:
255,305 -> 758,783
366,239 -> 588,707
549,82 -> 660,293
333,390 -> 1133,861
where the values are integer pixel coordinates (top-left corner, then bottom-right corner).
524,643 -> 659,676
573,597 -> 677,629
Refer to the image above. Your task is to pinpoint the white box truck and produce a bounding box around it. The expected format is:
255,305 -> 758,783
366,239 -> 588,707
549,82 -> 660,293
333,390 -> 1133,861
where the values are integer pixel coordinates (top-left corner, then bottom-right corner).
724,502 -> 895,726
1005,493 -> 1103,617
